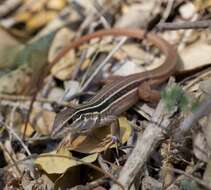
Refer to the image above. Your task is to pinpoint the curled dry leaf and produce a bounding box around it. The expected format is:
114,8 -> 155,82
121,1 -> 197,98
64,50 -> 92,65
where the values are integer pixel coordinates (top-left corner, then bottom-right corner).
35,149 -> 98,174
63,117 -> 131,154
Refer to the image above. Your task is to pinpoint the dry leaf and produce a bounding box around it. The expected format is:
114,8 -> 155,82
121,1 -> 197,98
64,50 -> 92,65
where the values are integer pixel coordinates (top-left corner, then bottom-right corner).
30,108 -> 56,135
27,10 -> 57,31
35,150 -> 98,174
47,0 -> 66,10
0,64 -> 33,94
194,0 -> 211,10
0,28 -> 22,70
21,123 -> 35,137
193,132 -> 209,162
115,2 -> 158,28
49,28 -> 77,80
203,159 -> 211,187
64,117 -> 131,154
13,12 -> 31,23
51,50 -> 76,80
179,40 -> 211,72
25,0 -> 46,12
113,60 -> 144,76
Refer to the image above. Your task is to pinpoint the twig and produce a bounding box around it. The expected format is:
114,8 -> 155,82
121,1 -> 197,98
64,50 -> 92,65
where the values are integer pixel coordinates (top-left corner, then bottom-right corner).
92,0 -> 111,29
160,0 -> 175,23
164,167 -> 211,190
175,97 -> 211,138
157,19 -> 211,31
80,51 -> 105,88
0,93 -> 69,106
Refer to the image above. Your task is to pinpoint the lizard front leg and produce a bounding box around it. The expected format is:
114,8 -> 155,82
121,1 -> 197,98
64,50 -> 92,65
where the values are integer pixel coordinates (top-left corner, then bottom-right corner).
100,115 -> 121,144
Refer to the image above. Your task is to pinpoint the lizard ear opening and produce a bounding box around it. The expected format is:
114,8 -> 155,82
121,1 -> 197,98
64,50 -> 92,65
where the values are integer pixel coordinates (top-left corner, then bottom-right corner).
67,118 -> 74,125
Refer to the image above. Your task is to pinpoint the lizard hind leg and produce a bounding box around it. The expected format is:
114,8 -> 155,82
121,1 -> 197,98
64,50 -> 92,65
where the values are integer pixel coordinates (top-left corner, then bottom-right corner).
138,81 -> 161,102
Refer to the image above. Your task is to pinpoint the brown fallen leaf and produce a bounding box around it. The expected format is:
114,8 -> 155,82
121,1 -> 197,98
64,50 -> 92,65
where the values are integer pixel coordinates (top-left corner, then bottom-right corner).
63,117 -> 132,154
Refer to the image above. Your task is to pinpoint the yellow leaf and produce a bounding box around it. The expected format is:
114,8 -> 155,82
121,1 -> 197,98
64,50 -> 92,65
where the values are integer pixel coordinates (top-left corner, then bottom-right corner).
118,117 -> 132,143
47,0 -> 66,10
21,123 -> 35,137
14,12 -> 32,23
27,11 -> 57,31
194,0 -> 211,10
51,50 -> 76,80
35,150 -> 98,174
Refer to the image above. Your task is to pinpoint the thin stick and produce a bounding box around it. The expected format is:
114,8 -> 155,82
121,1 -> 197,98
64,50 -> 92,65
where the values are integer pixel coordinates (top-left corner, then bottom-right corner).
0,93 -> 69,106
80,37 -> 127,92
175,97 -> 211,138
0,121 -> 31,156
157,20 -> 211,30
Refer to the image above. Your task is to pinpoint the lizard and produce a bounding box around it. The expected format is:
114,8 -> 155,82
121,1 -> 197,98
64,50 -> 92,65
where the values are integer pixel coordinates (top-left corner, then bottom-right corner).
50,28 -> 179,146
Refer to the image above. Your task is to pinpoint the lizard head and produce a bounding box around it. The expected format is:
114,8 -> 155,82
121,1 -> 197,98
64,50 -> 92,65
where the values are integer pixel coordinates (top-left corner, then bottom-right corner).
51,106 -> 100,139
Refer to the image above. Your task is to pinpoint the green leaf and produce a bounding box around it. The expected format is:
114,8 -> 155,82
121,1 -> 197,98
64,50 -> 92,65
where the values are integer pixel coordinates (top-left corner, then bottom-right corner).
161,84 -> 189,111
